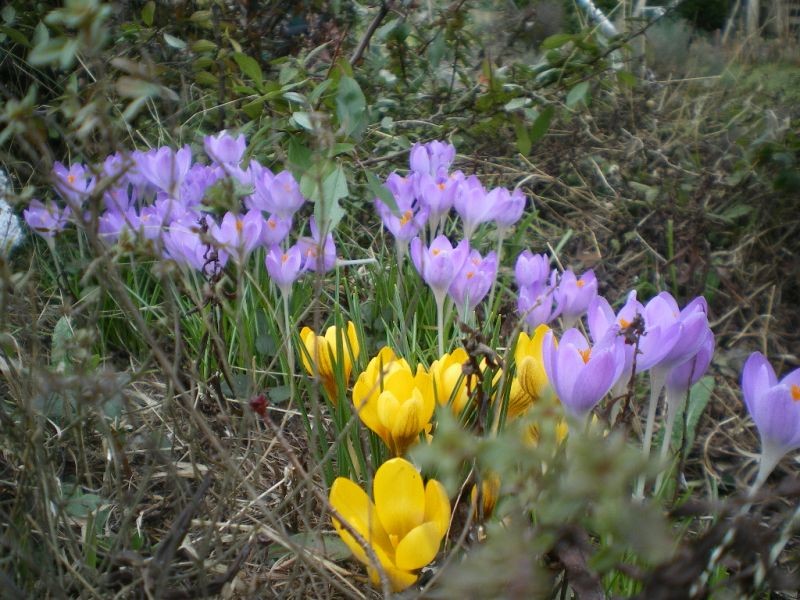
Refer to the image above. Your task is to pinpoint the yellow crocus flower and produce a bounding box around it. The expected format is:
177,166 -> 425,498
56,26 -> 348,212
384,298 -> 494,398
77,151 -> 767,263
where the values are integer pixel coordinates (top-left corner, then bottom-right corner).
329,457 -> 451,592
353,348 -> 435,456
507,324 -> 554,419
299,321 -> 360,403
430,347 -> 470,414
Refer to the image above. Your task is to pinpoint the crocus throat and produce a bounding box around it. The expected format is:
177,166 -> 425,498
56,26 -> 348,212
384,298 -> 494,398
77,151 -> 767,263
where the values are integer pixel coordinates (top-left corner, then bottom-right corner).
268,219 -> 277,230
281,253 -> 289,263
792,384 -> 800,401
437,182 -> 446,191
235,219 -> 243,233
400,210 -> 413,226
67,174 -> 76,184
576,280 -> 586,289
579,348 -> 591,363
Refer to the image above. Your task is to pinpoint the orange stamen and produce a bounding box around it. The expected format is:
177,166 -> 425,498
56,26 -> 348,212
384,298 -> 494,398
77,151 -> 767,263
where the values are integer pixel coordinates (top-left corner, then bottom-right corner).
400,210 -> 413,226
281,253 -> 289,264
437,183 -> 446,191
432,249 -> 441,256
466,271 -> 475,280
619,318 -> 631,329
268,219 -> 277,230
67,174 -> 76,184
579,348 -> 591,364
235,219 -> 243,233
792,384 -> 800,401
576,280 -> 586,288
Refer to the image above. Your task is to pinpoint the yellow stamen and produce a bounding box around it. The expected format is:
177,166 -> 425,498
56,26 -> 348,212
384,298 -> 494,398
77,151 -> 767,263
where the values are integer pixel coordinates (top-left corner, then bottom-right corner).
400,210 -> 413,226
579,348 -> 591,364
619,318 -> 631,329
235,219 -> 243,233
432,248 -> 441,256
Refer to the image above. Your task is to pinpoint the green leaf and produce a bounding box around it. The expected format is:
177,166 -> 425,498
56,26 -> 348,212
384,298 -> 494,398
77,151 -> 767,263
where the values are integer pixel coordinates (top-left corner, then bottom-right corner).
292,111 -> 313,131
141,1 -> 155,27
540,33 -> 574,50
566,81 -> 590,109
163,33 -> 186,50
29,37 -> 80,69
335,75 -> 367,137
241,98 -> 264,120
503,97 -> 530,112
530,105 -> 554,144
51,316 -> 74,370
617,70 -> 637,88
234,52 -> 263,90
0,26 -> 29,47
514,119 -> 531,156
365,170 -> 397,214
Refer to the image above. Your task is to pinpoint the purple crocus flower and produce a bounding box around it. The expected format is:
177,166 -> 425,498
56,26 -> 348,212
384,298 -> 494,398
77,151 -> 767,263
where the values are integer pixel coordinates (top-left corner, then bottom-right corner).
98,208 -> 140,244
409,140 -> 456,177
448,249 -> 498,319
543,328 -> 626,421
52,162 -> 95,208
410,235 -> 470,305
251,170 -> 305,218
488,187 -> 526,230
515,250 -> 551,289
637,292 -> 709,374
213,210 -> 265,261
517,275 -> 560,329
204,130 -> 246,166
162,219 -> 228,275
260,214 -> 292,247
265,244 -> 304,297
137,145 -> 193,199
741,352 -> 800,489
23,199 -> 71,238
555,269 -> 598,329
375,173 -> 429,242
297,217 -> 336,273
587,291 -> 645,397
454,176 -> 496,240
181,163 -> 222,206
414,171 -> 463,227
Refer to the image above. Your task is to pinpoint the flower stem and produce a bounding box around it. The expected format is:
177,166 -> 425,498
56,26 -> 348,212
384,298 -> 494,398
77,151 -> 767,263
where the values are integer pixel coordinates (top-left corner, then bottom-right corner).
635,368 -> 666,499
435,292 -> 445,357
282,290 -> 295,403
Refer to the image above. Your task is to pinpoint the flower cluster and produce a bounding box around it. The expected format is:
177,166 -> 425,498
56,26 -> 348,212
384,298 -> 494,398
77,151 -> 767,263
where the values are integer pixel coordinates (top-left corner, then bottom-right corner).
22,131 -> 335,291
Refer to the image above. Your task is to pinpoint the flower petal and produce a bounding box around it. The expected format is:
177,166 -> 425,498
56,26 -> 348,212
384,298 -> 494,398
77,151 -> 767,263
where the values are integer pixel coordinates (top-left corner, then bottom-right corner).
329,477 -> 390,562
394,522 -> 444,571
424,480 -> 451,538
374,458 -> 425,540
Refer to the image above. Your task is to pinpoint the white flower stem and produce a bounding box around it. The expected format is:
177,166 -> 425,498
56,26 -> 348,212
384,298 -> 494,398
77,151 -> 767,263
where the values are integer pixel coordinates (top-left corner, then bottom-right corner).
635,368 -> 666,499
282,290 -> 296,402
654,384 -> 684,493
435,291 -> 446,357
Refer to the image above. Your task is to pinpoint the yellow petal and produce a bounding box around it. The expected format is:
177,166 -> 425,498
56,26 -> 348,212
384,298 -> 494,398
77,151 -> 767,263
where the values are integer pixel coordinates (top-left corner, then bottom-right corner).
329,477 -> 391,562
300,327 -> 315,375
507,378 -> 534,420
374,458 -> 425,540
424,480 -> 451,538
390,391 -> 426,456
366,544 -> 418,593
394,522 -> 444,571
